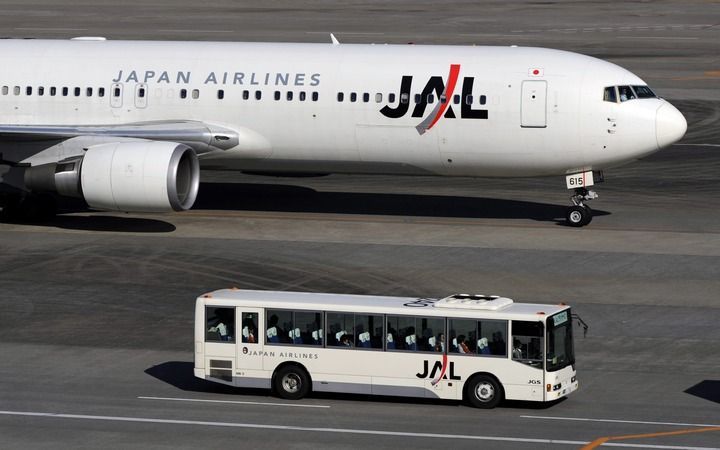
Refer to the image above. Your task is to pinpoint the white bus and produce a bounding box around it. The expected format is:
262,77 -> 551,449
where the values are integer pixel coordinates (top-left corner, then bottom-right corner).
195,289 -> 579,408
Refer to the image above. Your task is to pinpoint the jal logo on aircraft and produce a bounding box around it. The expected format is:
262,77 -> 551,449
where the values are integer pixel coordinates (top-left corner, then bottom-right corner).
380,64 -> 488,135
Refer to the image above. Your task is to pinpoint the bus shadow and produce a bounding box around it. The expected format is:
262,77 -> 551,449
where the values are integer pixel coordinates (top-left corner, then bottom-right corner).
195,182 -> 611,224
146,361 -> 562,410
685,380 -> 720,404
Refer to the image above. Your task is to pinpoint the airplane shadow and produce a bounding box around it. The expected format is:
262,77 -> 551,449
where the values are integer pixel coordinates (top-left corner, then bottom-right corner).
685,380 -> 720,404
195,182 -> 610,224
146,361 -> 559,410
8,213 -> 177,233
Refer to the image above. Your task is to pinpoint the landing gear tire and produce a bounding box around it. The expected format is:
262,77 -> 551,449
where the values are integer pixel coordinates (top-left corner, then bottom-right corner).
466,374 -> 503,409
566,205 -> 591,227
273,365 -> 311,400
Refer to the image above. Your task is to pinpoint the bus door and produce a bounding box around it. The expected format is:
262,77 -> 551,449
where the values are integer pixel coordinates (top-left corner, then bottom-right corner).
509,320 -> 545,401
236,309 -> 264,372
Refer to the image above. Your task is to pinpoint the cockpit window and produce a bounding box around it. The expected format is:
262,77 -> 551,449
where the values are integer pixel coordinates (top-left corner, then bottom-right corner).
632,85 -> 657,99
603,86 -> 617,103
618,86 -> 636,102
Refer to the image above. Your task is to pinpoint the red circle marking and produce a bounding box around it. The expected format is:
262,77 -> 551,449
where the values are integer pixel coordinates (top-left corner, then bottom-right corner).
533,69 -> 540,75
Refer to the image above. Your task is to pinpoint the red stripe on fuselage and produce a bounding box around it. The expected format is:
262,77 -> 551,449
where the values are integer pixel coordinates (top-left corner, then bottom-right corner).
426,64 -> 460,131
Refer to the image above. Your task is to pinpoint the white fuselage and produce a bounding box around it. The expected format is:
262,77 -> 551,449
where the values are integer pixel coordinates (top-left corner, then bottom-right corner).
0,39 -> 686,178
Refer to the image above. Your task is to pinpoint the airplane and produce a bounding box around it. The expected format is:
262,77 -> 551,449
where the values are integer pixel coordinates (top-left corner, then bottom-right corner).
0,36 -> 687,227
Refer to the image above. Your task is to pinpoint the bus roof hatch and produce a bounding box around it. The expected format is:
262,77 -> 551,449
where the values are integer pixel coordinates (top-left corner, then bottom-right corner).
433,294 -> 514,311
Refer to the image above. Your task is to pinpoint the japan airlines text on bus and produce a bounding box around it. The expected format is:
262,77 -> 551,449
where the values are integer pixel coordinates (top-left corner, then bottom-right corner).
194,289 -> 579,408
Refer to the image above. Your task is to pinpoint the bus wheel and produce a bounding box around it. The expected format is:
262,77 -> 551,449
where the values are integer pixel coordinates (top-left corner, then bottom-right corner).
274,365 -> 310,400
466,375 -> 503,409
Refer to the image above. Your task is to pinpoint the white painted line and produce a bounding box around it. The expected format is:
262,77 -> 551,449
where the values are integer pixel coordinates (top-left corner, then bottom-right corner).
617,36 -> 699,40
521,415 -> 720,428
137,396 -> 330,409
156,29 -> 234,33
674,143 -> 720,147
15,27 -> 87,31
0,410 -> 717,449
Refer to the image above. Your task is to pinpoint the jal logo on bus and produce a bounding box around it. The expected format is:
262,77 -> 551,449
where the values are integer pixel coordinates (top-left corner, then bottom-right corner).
380,64 -> 489,135
416,360 -> 461,381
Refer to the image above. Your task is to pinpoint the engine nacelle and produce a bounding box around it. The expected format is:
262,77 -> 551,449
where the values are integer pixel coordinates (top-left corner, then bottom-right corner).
25,141 -> 199,212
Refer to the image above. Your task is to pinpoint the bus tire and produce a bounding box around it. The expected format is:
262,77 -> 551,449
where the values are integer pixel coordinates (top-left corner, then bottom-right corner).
273,364 -> 311,400
466,374 -> 503,409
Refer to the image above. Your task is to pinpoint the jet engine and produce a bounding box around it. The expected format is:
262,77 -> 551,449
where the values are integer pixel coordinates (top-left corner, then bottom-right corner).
24,141 -> 199,212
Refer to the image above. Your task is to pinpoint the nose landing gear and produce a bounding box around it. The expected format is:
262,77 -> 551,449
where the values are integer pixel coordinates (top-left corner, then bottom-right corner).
566,188 -> 597,227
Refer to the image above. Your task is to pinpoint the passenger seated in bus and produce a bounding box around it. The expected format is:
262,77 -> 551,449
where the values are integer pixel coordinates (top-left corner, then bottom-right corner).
512,339 -> 523,359
478,337 -> 491,355
405,333 -> 417,351
490,331 -> 506,355
242,325 -> 256,343
339,333 -> 353,347
457,335 -> 470,353
335,330 -> 348,346
435,333 -> 445,352
311,329 -> 323,345
386,333 -> 395,349
358,331 -> 371,348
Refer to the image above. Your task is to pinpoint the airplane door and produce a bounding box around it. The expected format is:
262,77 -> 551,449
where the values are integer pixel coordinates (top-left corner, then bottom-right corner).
521,80 -> 547,128
134,83 -> 148,109
110,83 -> 123,108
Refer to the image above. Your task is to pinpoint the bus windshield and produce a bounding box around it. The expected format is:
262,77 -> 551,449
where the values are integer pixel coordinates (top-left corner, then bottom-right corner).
546,310 -> 575,372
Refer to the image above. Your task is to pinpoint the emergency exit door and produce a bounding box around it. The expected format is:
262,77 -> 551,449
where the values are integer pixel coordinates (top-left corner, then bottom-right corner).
521,80 -> 547,128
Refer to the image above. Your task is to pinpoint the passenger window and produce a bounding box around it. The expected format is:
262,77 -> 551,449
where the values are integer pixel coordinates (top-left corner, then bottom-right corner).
241,312 -> 258,344
512,320 -> 544,367
294,311 -> 323,345
274,91 -> 281,101
311,92 -> 318,101
400,93 -> 408,104
618,85 -> 636,102
26,86 -> 32,96
180,89 -> 187,99
1,86 -> 7,95
414,94 -> 421,104
465,95 -> 473,105
62,87 -> 68,97
192,89 -> 199,99
427,94 -> 434,104
74,87 -> 80,97
353,314 -> 383,349
337,92 -> 344,102
98,87 -> 105,97
287,91 -> 293,101
439,95 -> 446,104
255,90 -> 261,100
205,307 -> 235,342
350,92 -> 357,102
112,87 -> 120,97
388,93 -> 396,103
449,319 -> 477,355
13,86 -> 20,96
299,91 -> 306,101
477,319 -> 507,356
50,87 -> 56,96
327,313 -> 354,347
603,86 -> 617,103
453,94 -> 460,104
242,90 -> 249,100
362,92 -> 369,102
375,93 -> 382,103
86,87 -> 93,97
479,95 -> 487,105
138,87 -> 145,98
217,89 -> 224,100
266,309 -> 293,344
386,316 -> 443,352
386,315 -> 416,351
38,87 -> 44,96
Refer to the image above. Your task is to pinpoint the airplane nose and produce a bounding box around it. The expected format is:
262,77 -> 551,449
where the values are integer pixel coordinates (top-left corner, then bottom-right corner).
656,102 -> 687,149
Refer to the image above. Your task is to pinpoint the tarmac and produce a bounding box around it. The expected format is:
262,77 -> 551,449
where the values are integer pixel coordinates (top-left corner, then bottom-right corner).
0,1 -> 718,449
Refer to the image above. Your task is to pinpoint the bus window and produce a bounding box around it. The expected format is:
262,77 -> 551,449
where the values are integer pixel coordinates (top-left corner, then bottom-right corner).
512,320 -> 544,367
418,317 -> 444,352
546,310 -> 575,371
449,319 -> 476,354
267,309 -> 293,344
206,307 -> 235,342
354,314 -> 383,349
387,316 -> 441,352
295,311 -> 323,345
478,319 -> 507,356
327,313 -> 353,347
241,312 -> 258,343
